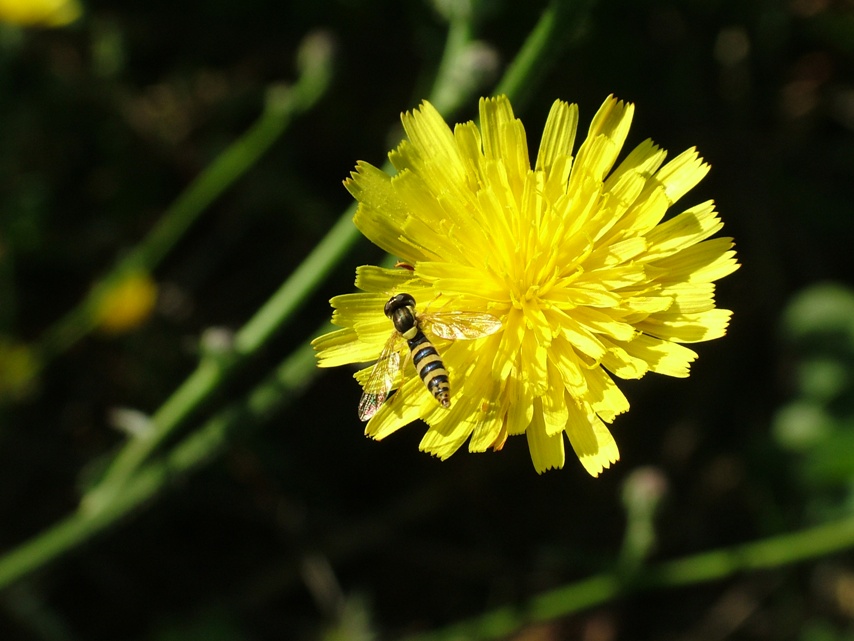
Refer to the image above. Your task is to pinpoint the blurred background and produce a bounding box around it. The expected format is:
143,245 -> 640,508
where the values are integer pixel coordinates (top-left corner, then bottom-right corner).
2,0 -> 854,639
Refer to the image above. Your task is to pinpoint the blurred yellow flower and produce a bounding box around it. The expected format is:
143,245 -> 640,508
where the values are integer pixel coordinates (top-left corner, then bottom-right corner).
313,95 -> 739,475
0,338 -> 40,402
93,272 -> 158,335
0,0 -> 82,27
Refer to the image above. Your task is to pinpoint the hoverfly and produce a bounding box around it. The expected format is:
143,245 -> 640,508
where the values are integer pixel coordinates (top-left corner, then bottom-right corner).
358,293 -> 502,421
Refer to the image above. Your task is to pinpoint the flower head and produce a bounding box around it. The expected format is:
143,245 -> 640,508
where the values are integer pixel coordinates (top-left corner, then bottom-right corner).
313,95 -> 739,475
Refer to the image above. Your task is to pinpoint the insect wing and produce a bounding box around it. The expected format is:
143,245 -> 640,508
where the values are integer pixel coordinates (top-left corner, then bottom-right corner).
422,312 -> 503,341
358,333 -> 403,422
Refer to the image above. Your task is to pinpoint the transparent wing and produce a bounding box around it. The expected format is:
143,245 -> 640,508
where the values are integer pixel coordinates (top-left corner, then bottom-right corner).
358,332 -> 403,422
421,311 -> 503,341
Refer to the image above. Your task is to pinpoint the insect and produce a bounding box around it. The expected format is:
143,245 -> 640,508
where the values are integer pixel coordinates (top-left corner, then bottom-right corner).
358,293 -> 503,421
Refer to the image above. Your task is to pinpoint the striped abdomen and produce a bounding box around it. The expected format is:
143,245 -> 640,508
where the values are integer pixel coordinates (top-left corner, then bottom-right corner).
407,331 -> 450,408
385,292 -> 452,410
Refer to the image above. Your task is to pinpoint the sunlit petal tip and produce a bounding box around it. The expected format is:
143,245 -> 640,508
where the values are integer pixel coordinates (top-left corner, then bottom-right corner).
654,147 -> 712,205
592,95 -> 635,138
316,94 -> 738,474
582,453 -> 619,479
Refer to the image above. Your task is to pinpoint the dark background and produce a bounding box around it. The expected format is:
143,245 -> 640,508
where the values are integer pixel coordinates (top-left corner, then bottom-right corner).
2,0 -> 854,639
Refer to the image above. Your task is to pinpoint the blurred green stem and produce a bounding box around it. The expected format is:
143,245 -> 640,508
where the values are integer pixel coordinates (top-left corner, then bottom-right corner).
0,342 -> 317,592
399,515 -> 854,641
427,15 -> 475,115
617,467 -> 667,573
35,32 -> 333,362
495,0 -> 596,111
88,207 -> 358,504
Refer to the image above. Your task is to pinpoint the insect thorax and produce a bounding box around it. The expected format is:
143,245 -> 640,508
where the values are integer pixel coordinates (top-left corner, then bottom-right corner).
385,293 -> 418,337
391,308 -> 418,337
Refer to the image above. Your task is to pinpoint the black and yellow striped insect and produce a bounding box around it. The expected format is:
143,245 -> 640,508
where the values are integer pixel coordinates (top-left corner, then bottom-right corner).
358,293 -> 502,422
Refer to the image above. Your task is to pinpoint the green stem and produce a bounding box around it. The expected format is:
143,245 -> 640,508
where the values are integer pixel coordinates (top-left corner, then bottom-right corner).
89,205 -> 358,502
0,343 -> 317,592
233,208 -> 358,354
35,35 -> 332,361
426,16 -> 476,116
495,0 -> 597,109
399,516 -> 854,641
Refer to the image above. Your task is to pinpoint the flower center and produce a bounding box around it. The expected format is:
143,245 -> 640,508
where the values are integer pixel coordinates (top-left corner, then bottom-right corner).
510,283 -> 539,309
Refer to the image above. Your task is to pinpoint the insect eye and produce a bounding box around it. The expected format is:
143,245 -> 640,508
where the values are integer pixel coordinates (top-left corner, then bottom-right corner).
383,296 -> 401,317
384,293 -> 417,318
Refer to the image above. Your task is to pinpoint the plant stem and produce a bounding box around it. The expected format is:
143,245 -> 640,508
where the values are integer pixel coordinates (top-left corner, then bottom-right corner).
35,34 -> 333,362
427,16 -> 476,116
89,206 -> 358,502
399,516 -> 854,641
495,0 -> 597,110
0,343 -> 317,592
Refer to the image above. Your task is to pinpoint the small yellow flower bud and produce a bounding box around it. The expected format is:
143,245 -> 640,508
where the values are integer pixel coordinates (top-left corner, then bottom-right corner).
93,272 -> 158,335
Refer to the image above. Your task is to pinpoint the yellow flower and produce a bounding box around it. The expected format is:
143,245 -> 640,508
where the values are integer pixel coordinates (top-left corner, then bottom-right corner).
313,95 -> 739,475
0,0 -> 82,27
0,337 -> 40,402
93,271 -> 158,335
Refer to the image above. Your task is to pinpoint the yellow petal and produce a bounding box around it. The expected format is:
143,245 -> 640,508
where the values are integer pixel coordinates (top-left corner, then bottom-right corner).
603,139 -> 667,216
549,336 -> 588,398
600,340 -> 650,379
571,95 -> 634,187
420,394 -> 481,459
652,147 -> 710,205
637,309 -> 733,343
348,162 -> 439,263
541,362 -> 570,436
480,96 -> 528,171
505,372 -> 533,435
620,333 -> 698,378
584,365 -> 630,422
467,379 -> 505,452
354,265 -> 420,293
565,401 -> 620,477
312,327 -> 380,367
535,99 -> 579,174
650,237 -> 740,284
526,400 -> 566,473
571,306 -> 638,342
394,101 -> 466,192
366,376 -> 431,440
643,201 -> 722,261
658,282 -> 718,314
